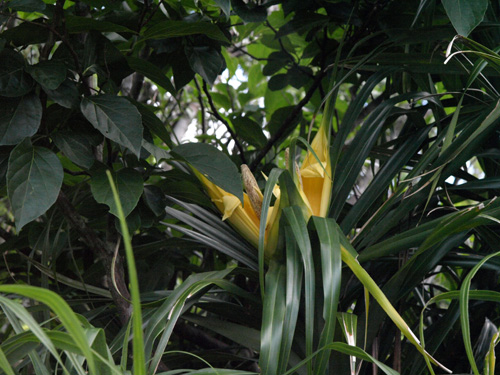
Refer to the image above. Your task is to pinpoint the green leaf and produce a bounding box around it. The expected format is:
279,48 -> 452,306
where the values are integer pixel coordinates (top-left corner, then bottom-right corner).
142,20 -> 229,42
81,94 -> 143,157
165,203 -> 257,269
262,52 -> 289,76
283,206 -> 315,374
0,93 -> 42,145
338,223 -> 451,373
172,142 -> 243,203
267,106 -> 301,137
135,102 -> 173,148
231,0 -> 268,22
0,346 -> 15,375
259,260 -> 287,375
90,167 -> 144,218
143,269 -> 234,373
26,61 -> 67,90
52,128 -> 96,169
0,285 -> 97,373
6,138 -> 63,230
44,79 -> 80,109
458,248 -> 500,375
185,46 -> 225,85
312,217 -> 342,375
143,185 -> 168,217
0,49 -> 32,97
268,73 -> 289,91
7,0 -> 46,12
276,228 -> 302,373
65,15 -> 136,33
441,0 -> 488,37
142,141 -> 170,162
184,315 -> 260,351
0,21 -> 49,46
106,171 -> 146,375
230,115 -> 267,148
126,56 -> 176,96
214,0 -> 231,18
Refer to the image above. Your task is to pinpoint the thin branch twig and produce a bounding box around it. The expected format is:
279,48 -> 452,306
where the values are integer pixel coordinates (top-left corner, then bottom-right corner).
194,78 -> 206,141
249,69 -> 327,170
202,80 -> 247,164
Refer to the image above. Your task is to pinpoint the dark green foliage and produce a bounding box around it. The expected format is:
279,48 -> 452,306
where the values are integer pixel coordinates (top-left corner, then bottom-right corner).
1,1 -> 500,374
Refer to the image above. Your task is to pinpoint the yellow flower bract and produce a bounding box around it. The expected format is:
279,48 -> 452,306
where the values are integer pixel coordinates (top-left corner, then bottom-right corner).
196,122 -> 331,258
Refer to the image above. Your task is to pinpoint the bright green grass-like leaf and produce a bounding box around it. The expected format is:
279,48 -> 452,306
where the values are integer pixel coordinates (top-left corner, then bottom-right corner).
338,313 -> 358,373
7,138 -> 63,230
484,331 -> 499,375
172,143 -> 243,203
184,315 -> 260,352
459,248 -> 500,375
157,369 -> 257,375
332,91 -> 430,219
283,206 -> 315,375
164,198 -> 257,269
0,302 -> 55,375
106,170 -> 146,375
0,346 -> 15,375
312,217 -> 341,375
259,168 -> 284,292
333,220 -> 451,373
0,93 -> 42,145
442,0 -> 488,37
420,290 -> 500,375
0,285 -> 96,373
81,94 -> 143,157
0,296 -> 68,374
276,227 -> 302,374
283,342 -> 399,375
143,268 -> 233,374
259,260 -> 286,375
91,167 -> 144,218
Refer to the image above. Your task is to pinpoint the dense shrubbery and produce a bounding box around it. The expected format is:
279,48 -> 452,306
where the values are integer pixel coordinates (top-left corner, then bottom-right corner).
1,0 -> 500,374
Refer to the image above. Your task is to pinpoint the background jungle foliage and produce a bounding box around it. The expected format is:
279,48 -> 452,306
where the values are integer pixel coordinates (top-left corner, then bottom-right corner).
2,0 -> 500,374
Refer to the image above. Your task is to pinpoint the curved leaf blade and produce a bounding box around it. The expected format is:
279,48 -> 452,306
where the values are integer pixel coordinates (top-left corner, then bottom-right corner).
0,285 -> 96,373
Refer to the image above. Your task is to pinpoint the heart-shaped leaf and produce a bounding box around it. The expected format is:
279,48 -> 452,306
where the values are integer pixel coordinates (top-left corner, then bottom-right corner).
0,49 -> 33,97
90,167 -> 144,217
442,0 -> 488,37
26,60 -> 67,90
172,143 -> 243,203
81,95 -> 143,157
0,93 -> 42,145
7,138 -> 63,230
